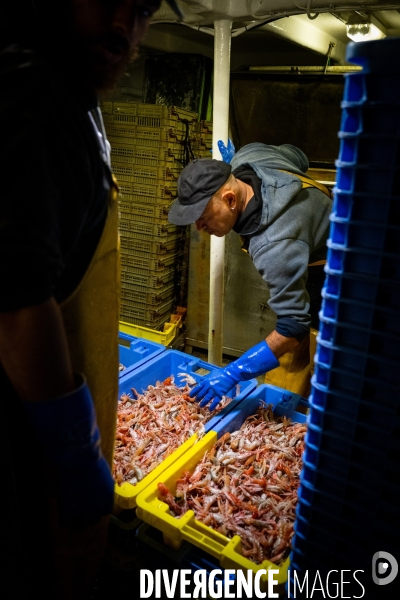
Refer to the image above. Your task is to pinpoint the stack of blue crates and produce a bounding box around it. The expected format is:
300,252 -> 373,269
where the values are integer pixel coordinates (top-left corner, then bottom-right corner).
290,38 -> 400,596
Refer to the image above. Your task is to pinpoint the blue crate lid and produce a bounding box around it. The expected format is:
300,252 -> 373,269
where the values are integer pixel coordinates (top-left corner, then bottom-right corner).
118,331 -> 165,378
118,348 -> 257,432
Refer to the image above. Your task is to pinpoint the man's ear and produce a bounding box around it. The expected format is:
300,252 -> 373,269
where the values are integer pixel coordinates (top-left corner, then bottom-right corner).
223,190 -> 236,210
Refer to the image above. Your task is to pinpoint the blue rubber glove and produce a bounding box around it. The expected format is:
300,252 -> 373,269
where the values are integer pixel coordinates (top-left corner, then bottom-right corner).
218,138 -> 236,163
189,341 -> 279,410
24,374 -> 114,528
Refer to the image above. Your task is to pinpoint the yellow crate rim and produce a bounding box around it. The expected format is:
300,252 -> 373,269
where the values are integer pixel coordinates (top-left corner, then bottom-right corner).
136,430 -> 290,589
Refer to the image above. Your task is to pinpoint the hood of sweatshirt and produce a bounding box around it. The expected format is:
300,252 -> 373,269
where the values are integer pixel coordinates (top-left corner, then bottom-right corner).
231,143 -> 309,229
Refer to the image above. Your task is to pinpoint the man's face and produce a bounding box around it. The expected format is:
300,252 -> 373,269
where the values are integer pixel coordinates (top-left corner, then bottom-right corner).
69,0 -> 161,91
195,196 -> 237,237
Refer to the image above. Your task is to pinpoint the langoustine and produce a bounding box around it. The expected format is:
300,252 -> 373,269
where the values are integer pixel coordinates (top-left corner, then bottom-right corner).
113,375 -> 234,486
158,403 -> 307,566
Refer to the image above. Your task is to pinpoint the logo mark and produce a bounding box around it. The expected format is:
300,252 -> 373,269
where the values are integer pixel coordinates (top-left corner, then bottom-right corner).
372,551 -> 398,586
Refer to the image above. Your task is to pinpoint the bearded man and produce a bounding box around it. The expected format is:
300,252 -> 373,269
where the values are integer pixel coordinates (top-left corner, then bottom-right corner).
0,2 -> 181,598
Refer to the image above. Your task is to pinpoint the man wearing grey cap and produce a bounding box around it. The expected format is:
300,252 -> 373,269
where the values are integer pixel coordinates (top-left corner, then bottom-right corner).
168,142 -> 333,406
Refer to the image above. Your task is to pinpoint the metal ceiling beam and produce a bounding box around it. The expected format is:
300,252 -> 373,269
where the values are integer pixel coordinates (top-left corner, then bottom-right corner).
158,0 -> 400,24
259,15 -> 348,63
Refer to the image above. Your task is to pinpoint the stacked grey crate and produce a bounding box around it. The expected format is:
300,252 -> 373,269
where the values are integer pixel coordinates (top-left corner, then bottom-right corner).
175,119 -> 214,307
101,102 -> 198,329
192,120 -> 213,160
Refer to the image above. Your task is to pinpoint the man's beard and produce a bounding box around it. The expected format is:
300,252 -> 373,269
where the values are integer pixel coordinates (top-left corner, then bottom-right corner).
59,37 -> 140,95
90,45 -> 140,93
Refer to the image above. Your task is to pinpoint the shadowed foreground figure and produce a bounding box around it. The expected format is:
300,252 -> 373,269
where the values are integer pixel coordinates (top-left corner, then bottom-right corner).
0,1 -> 182,598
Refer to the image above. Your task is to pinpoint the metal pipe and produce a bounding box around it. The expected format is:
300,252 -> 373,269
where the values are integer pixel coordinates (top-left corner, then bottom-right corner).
249,65 -> 362,72
208,18 -> 232,367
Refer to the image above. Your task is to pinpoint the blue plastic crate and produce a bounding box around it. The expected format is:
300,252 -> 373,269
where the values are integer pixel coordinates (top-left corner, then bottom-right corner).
211,382 -> 309,439
303,433 -> 397,476
315,338 -> 399,385
346,37 -> 400,76
312,364 -> 397,404
342,72 -> 366,104
309,385 -> 364,427
338,133 -> 400,166
290,538 -> 376,579
297,476 -> 400,540
326,241 -> 400,280
339,103 -> 400,136
305,418 -> 396,458
295,508 -> 376,552
134,382 -> 309,594
296,490 -> 365,523
318,313 -> 399,357
300,464 -> 381,504
332,189 -> 399,223
118,349 -> 258,432
320,293 -> 400,336
351,193 -> 400,223
114,350 -> 258,510
322,267 -> 400,309
118,331 -> 165,378
296,497 -> 399,554
300,456 -> 399,496
335,160 -> 400,194
343,72 -> 400,104
328,214 -> 399,253
108,511 -> 142,552
137,522 -> 241,598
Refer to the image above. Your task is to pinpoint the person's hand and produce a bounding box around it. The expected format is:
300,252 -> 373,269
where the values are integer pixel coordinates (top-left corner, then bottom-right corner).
24,374 -> 114,528
218,138 -> 236,163
190,340 -> 280,410
189,368 -> 237,411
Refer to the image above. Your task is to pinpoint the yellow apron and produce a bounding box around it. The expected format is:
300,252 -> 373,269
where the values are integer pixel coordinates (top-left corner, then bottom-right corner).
265,328 -> 318,398
60,178 -> 120,466
49,177 -> 120,600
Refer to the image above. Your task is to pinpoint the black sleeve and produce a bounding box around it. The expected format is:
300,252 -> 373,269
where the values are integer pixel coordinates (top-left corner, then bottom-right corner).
0,50 -> 107,311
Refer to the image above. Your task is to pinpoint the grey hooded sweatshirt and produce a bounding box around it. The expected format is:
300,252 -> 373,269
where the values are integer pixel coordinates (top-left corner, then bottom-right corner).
230,143 -> 333,339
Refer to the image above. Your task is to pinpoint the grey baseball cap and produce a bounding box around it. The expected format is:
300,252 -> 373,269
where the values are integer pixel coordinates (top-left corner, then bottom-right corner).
165,0 -> 184,19
168,159 -> 232,226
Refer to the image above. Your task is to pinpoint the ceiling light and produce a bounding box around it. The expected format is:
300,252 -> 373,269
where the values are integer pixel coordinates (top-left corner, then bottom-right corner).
346,14 -> 386,42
